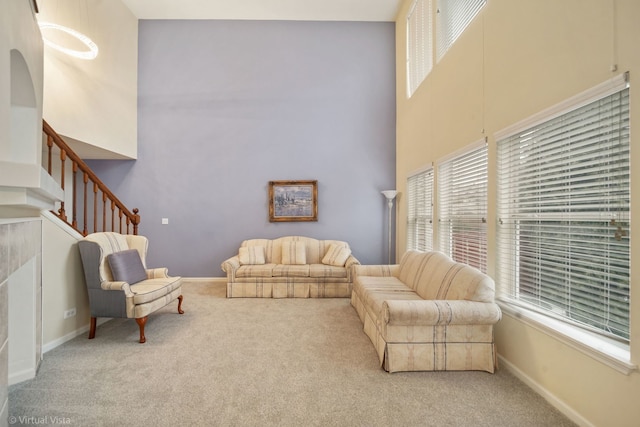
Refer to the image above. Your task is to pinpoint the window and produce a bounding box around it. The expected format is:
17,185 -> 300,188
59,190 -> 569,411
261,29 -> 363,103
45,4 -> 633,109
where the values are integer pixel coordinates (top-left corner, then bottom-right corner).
407,167 -> 434,251
437,141 -> 488,272
496,75 -> 630,342
408,0 -> 484,94
406,0 -> 432,97
436,0 -> 485,62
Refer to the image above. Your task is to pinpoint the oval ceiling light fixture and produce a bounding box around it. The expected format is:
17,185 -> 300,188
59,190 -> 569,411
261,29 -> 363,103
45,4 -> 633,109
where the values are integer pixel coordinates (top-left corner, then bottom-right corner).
38,22 -> 98,60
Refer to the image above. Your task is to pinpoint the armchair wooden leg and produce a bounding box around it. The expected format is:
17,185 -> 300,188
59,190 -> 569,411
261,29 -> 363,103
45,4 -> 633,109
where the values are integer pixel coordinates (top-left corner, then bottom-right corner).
177,295 -> 184,314
88,317 -> 97,339
135,316 -> 148,343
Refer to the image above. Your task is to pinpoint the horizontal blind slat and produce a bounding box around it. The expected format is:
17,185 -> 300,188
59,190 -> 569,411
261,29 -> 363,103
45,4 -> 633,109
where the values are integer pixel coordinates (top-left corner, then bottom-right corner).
407,167 -> 434,252
496,87 -> 630,341
439,142 -> 487,272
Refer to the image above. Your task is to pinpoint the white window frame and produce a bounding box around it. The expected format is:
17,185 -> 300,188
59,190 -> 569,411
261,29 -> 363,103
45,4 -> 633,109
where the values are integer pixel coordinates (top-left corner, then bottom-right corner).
495,73 -> 635,374
406,0 -> 432,97
407,165 -> 434,252
436,0 -> 485,62
437,140 -> 488,272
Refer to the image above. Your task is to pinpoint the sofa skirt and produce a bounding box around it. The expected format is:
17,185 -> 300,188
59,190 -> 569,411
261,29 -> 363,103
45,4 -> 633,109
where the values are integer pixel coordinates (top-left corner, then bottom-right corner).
350,286 -> 497,373
227,279 -> 352,298
384,342 -> 497,373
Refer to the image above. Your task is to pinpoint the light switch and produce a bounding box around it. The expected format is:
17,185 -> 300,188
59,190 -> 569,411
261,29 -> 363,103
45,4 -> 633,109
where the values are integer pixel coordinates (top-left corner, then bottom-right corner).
161,218 -> 169,225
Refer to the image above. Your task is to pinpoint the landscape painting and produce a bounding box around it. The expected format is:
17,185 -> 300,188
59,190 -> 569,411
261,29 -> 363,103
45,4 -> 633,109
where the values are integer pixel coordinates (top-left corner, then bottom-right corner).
269,180 -> 318,222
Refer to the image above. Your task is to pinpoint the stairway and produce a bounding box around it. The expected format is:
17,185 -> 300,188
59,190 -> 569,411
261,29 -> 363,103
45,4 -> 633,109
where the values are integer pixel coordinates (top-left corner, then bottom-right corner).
42,119 -> 140,236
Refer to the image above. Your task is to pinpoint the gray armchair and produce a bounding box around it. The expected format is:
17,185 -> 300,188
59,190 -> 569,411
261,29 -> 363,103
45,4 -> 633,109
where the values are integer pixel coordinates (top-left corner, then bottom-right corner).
78,232 -> 184,343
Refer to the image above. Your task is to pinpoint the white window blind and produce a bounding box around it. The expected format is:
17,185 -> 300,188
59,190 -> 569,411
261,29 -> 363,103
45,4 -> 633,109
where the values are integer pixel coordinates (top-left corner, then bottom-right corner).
496,81 -> 630,342
407,167 -> 434,251
438,142 -> 488,272
436,0 -> 485,62
407,0 -> 432,97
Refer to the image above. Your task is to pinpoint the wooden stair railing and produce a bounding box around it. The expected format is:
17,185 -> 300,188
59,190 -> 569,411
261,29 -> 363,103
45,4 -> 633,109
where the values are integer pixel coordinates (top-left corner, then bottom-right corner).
43,120 -> 140,236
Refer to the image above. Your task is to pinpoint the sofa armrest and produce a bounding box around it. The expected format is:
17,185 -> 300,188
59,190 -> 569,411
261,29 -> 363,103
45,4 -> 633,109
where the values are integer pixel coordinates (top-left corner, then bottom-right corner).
100,281 -> 134,297
382,300 -> 501,326
344,255 -> 360,280
354,264 -> 399,278
146,267 -> 169,279
345,255 -> 360,268
221,256 -> 241,281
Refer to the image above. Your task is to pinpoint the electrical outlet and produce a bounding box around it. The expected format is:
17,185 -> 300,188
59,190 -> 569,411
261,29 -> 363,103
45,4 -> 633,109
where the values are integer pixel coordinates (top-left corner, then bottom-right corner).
63,308 -> 76,319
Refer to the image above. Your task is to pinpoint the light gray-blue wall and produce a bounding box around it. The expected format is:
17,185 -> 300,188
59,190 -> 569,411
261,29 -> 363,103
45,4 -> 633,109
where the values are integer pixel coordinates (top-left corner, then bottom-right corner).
88,20 -> 396,277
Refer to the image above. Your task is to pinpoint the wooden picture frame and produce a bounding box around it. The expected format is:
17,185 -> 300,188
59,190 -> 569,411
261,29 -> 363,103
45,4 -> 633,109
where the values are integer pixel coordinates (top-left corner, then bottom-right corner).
269,180 -> 318,222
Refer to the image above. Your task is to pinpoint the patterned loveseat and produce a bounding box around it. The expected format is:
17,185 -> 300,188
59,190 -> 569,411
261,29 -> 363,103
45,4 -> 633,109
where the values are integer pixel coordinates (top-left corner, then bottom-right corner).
351,250 -> 501,373
221,236 -> 360,298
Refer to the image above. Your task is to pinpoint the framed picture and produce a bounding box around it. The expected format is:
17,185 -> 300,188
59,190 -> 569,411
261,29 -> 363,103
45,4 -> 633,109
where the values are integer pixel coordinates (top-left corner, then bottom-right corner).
269,180 -> 318,222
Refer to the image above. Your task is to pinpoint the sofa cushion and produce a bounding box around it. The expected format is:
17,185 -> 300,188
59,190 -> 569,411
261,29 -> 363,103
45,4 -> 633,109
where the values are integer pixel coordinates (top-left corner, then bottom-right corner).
309,264 -> 347,278
398,251 -> 463,297
239,246 -> 266,265
107,249 -> 147,284
130,277 -> 182,304
401,250 -> 495,302
236,264 -> 276,278
353,275 -> 412,295
273,265 -> 310,277
282,241 -> 306,265
363,289 -> 422,324
322,244 -> 352,267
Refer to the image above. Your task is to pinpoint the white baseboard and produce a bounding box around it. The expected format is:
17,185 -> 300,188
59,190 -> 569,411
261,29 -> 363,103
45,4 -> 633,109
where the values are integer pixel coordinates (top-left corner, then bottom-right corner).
42,318 -> 111,354
9,368 -> 34,385
498,355 -> 593,427
42,279 -> 225,354
8,367 -> 36,386
41,279 -> 225,355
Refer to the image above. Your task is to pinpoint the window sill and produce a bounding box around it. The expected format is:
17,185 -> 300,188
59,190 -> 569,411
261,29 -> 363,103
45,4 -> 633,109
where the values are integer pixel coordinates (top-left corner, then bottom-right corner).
497,300 -> 637,375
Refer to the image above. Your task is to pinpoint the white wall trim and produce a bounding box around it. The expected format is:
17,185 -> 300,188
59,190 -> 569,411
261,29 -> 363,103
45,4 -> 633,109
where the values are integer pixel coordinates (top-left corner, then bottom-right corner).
42,318 -> 110,354
499,305 -> 635,375
498,355 -> 595,427
435,137 -> 486,165
42,279 -> 224,354
494,72 -> 629,141
8,367 -> 37,386
41,210 -> 83,239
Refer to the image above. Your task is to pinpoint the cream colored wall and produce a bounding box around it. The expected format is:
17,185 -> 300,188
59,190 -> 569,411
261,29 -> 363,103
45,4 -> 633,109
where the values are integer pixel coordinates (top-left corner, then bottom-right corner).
395,1 -> 640,426
41,213 -> 87,350
38,0 -> 138,159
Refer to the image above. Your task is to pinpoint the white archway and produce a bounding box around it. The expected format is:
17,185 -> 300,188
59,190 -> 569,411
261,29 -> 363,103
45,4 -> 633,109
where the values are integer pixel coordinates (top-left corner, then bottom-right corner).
6,49 -> 38,165
7,49 -> 42,385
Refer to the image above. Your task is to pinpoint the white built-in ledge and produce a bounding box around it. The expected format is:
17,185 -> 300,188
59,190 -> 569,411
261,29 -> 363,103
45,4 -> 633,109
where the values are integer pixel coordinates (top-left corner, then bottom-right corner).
0,162 -> 63,211
499,301 -> 637,375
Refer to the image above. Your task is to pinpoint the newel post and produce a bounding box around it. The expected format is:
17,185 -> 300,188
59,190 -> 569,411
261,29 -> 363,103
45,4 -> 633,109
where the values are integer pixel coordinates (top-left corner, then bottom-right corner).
132,208 -> 140,235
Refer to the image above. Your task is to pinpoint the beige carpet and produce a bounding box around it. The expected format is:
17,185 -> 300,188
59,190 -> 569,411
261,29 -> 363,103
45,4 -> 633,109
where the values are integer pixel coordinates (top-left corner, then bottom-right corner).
10,282 -> 576,426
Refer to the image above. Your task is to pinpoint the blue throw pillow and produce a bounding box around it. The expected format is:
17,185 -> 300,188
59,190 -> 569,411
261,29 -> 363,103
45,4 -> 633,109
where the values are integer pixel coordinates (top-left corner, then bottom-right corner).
107,249 -> 147,284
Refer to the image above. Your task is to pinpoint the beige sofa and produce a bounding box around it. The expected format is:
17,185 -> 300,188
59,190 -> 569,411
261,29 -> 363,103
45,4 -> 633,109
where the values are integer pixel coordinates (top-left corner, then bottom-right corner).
351,250 -> 501,373
221,236 -> 360,298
